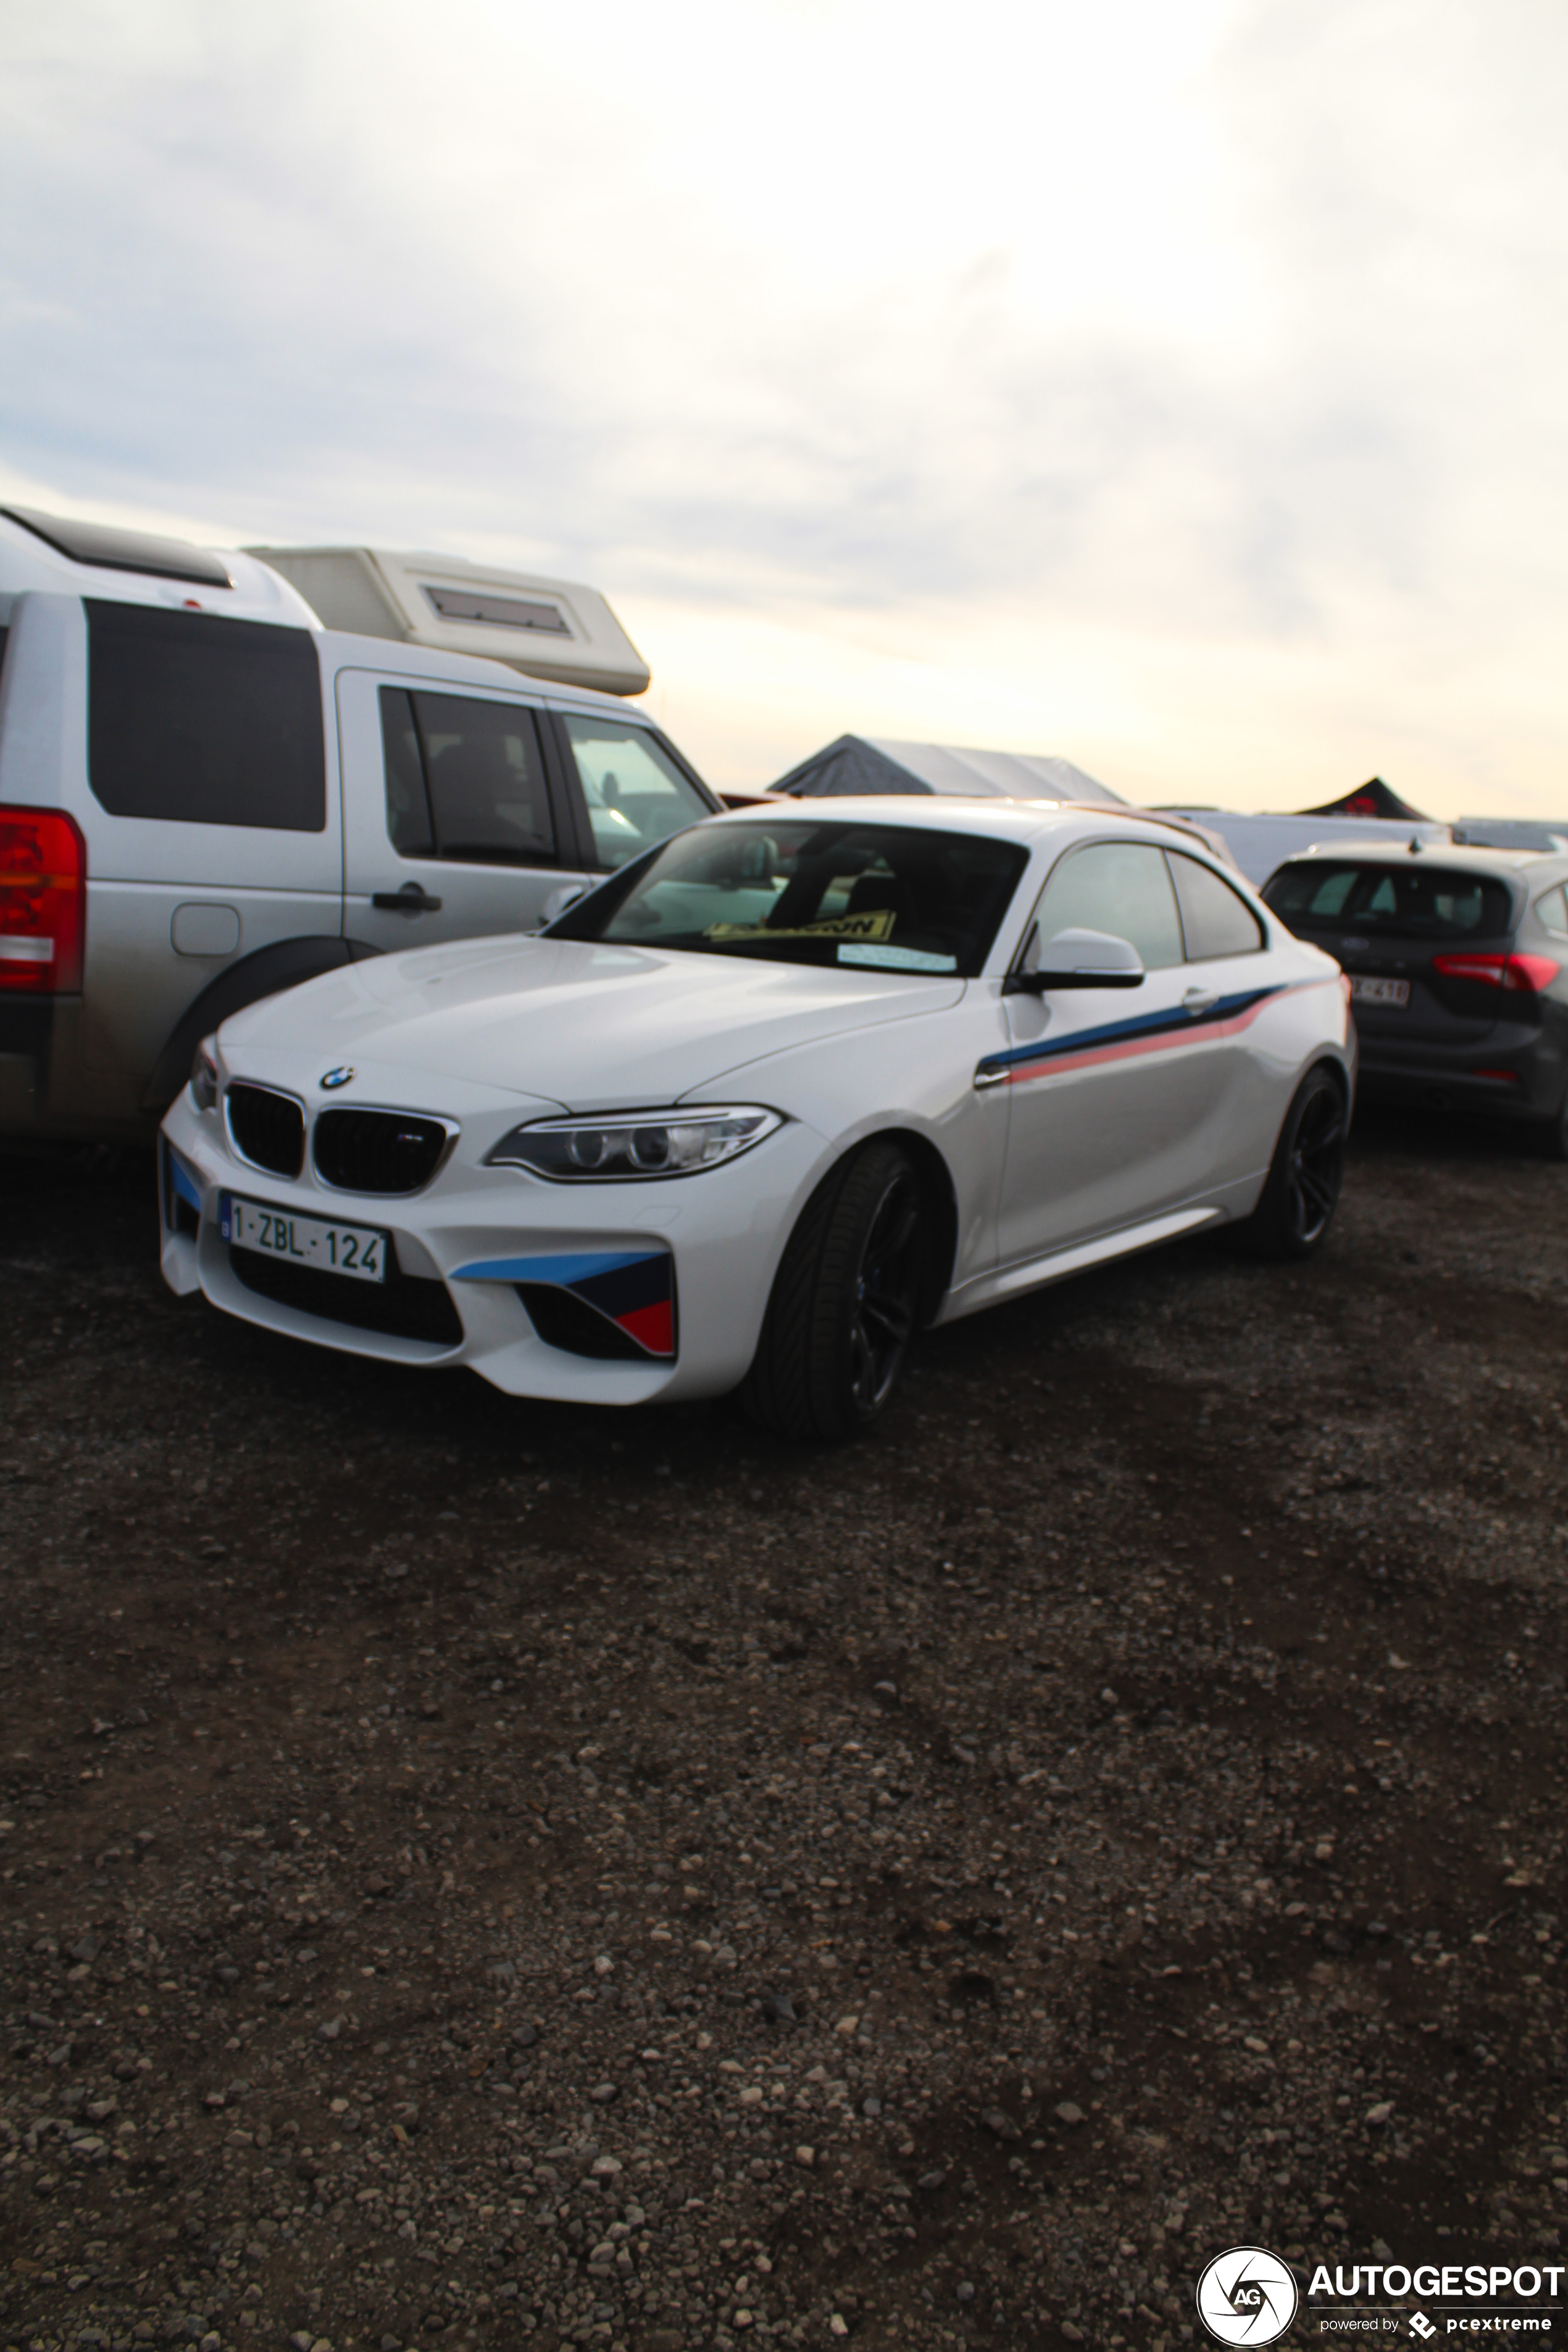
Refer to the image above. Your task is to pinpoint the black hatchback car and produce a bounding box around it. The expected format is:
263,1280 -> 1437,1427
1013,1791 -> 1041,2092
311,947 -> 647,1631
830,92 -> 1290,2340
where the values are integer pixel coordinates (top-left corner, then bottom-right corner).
1261,844 -> 1568,1156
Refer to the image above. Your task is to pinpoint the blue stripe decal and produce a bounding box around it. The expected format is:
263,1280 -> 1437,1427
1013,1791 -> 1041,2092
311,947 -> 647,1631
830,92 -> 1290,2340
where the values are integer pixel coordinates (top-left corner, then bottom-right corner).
978,983 -> 1282,1078
450,1249 -> 662,1285
167,1146 -> 202,1213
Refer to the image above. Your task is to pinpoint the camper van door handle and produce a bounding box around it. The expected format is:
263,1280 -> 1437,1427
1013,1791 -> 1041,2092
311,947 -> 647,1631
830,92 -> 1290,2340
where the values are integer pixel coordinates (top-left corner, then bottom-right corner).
373,884 -> 443,915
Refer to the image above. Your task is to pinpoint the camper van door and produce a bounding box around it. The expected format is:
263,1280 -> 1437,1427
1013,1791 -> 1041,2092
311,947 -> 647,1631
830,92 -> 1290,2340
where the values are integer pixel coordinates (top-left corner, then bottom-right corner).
59,597 -> 344,1128
337,666 -> 590,953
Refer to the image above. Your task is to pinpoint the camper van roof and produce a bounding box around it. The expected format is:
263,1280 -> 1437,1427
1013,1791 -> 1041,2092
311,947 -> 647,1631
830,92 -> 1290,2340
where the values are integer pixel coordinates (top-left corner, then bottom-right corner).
2,504 -> 235,589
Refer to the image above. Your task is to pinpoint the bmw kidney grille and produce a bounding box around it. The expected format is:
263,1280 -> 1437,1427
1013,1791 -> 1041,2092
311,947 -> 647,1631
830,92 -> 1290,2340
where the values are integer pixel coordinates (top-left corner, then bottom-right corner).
225,1082 -> 306,1179
312,1107 -> 452,1195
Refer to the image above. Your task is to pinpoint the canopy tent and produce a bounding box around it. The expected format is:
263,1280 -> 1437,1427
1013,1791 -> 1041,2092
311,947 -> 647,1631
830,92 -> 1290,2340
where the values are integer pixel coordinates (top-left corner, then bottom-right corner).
1296,776 -> 1432,823
765,735 -> 1127,807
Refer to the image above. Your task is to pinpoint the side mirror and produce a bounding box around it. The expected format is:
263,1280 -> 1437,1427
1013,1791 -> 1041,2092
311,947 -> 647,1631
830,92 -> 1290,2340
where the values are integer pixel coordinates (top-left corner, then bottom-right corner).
541,880 -> 590,924
1004,927 -> 1145,993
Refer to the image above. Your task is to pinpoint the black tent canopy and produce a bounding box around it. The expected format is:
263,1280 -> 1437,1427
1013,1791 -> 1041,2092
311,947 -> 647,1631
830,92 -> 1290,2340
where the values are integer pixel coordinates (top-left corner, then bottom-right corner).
1296,776 -> 1432,823
766,734 -> 1127,807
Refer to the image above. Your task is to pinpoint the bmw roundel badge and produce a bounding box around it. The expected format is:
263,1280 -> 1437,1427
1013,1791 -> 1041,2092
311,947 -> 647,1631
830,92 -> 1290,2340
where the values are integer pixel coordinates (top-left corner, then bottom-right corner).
320,1067 -> 355,1090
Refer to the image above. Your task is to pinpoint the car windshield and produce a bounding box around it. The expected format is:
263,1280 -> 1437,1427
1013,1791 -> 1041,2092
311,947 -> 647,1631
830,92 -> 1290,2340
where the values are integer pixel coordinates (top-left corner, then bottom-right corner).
1264,861 -> 1514,940
553,820 -> 1030,975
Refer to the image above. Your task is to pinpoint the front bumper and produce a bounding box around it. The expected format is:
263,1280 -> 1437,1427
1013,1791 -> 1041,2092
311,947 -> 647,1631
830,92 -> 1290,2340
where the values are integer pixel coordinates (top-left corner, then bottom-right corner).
159,1093 -> 827,1404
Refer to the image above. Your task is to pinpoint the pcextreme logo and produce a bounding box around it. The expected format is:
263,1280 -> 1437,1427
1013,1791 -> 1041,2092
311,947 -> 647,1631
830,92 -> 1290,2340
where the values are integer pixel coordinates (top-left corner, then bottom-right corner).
1197,2246 -> 1301,2345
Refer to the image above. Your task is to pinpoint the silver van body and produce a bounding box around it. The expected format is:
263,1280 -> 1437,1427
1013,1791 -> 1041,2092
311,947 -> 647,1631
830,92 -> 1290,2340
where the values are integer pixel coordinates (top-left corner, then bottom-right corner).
0,509 -> 721,1148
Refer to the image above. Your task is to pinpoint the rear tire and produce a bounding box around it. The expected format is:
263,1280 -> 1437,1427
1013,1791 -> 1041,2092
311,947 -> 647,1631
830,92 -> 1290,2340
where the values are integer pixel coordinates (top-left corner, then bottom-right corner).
1233,1064 -> 1347,1260
1538,1088 -> 1568,1162
740,1140 -> 927,1441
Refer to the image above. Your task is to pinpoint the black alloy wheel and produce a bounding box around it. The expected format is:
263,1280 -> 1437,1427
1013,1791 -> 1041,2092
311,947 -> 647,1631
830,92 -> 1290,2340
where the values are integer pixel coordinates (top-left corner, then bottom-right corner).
846,1159 -> 924,1419
1234,1064 -> 1348,1260
741,1138 -> 929,1441
1282,1070 -> 1346,1246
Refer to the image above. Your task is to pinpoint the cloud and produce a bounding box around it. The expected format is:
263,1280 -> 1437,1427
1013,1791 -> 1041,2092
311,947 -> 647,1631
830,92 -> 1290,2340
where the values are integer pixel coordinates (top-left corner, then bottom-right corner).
1,0 -> 1566,806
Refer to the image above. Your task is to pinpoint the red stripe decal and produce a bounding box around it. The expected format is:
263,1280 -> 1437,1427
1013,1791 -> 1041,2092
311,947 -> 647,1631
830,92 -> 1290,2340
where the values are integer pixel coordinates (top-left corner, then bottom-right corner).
617,1299 -> 675,1356
1004,993 -> 1278,1086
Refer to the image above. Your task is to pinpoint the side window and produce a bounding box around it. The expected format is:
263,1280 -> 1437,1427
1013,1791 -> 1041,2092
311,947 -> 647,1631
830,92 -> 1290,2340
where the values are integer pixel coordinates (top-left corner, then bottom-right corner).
378,689 -> 433,855
1537,885 -> 1568,940
378,690 -> 557,866
1168,851 -> 1266,959
560,715 -> 714,871
1029,841 -> 1183,970
86,601 -> 326,831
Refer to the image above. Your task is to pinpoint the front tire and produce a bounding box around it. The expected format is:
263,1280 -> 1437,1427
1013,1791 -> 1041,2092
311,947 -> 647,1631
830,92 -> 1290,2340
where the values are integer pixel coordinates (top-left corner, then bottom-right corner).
1233,1064 -> 1347,1260
740,1140 -> 927,1441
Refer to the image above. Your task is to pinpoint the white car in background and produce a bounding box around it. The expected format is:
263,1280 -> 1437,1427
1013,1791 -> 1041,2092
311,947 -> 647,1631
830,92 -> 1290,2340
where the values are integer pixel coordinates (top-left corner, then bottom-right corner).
159,800 -> 1355,1439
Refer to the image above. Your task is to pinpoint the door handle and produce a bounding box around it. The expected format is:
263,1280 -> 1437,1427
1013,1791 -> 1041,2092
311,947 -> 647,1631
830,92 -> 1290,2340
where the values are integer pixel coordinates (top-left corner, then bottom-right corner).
1182,986 -> 1218,1016
974,1062 -> 1009,1090
372,883 -> 443,915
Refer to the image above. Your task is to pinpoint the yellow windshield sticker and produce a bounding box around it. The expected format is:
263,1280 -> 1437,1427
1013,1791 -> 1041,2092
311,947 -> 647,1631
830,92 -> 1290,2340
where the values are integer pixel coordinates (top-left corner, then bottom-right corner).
704,909 -> 897,945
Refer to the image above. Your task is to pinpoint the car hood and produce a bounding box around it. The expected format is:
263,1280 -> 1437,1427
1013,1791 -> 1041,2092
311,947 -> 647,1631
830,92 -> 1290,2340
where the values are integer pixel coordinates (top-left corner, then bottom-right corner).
221,935 -> 968,1110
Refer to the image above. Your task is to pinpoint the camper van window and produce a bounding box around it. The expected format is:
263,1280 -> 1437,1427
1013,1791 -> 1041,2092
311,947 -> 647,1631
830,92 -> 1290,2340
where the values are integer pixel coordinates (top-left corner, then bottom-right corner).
1167,851 -> 1266,960
86,603 -> 326,832
378,689 -> 436,854
422,585 -> 572,637
561,717 -> 715,870
399,691 -> 558,867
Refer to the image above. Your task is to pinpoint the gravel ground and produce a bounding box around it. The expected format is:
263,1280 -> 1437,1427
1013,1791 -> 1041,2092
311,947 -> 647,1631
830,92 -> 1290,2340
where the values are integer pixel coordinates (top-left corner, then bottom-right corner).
2,1106 -> 1566,2352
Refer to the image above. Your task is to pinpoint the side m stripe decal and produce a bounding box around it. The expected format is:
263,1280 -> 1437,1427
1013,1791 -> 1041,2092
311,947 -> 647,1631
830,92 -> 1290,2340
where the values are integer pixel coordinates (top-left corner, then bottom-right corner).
976,984 -> 1285,1088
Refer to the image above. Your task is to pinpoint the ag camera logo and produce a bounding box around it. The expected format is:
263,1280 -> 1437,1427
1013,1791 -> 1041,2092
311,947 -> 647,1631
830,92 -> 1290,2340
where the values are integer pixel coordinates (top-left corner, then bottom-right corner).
1196,2246 -> 1300,2346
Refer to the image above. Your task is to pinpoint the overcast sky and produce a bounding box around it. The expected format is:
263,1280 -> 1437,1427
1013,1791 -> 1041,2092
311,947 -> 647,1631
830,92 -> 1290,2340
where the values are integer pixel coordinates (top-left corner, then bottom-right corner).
2,0 -> 1565,811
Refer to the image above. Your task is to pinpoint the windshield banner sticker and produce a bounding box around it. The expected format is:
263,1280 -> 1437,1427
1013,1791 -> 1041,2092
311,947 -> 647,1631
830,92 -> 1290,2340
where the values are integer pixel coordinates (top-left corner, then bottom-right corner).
704,909 -> 898,944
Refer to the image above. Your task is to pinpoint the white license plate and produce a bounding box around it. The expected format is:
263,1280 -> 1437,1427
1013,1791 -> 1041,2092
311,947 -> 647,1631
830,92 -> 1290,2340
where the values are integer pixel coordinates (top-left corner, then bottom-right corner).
1349,975 -> 1410,1006
220,1193 -> 388,1283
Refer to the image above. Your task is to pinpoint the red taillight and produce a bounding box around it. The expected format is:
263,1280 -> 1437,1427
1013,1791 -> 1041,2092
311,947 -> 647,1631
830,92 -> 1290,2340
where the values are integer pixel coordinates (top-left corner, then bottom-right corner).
0,806 -> 86,995
1430,950 -> 1560,994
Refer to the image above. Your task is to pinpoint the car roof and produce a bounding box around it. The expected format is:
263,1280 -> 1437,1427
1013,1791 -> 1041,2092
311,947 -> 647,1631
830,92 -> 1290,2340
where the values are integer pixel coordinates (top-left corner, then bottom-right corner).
707,794 -> 1214,852
1270,840 -> 1568,880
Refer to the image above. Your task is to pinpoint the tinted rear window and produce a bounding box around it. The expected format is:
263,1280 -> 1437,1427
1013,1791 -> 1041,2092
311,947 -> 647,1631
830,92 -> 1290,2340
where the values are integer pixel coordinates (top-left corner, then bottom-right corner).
1264,861 -> 1513,941
86,602 -> 325,831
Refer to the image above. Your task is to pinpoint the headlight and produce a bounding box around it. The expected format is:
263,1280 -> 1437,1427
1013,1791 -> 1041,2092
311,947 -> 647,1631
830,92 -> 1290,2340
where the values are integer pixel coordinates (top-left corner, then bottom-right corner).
488,1105 -> 783,1182
190,1040 -> 220,1114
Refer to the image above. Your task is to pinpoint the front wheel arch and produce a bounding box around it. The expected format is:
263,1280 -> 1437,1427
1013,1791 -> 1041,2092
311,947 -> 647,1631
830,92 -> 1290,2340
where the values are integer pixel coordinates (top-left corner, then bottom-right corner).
141,936 -> 385,1111
861,1126 -> 959,1324
1233,1057 -> 1350,1260
739,1133 -> 941,1441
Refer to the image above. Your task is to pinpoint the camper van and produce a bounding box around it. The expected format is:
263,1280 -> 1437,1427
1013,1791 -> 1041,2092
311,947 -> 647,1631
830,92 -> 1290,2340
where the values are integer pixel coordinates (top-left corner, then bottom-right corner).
0,508 -> 720,1149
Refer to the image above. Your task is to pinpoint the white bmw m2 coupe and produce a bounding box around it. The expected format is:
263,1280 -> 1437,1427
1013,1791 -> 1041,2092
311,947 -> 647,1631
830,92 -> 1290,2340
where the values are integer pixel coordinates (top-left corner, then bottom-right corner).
159,800 -> 1355,1438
